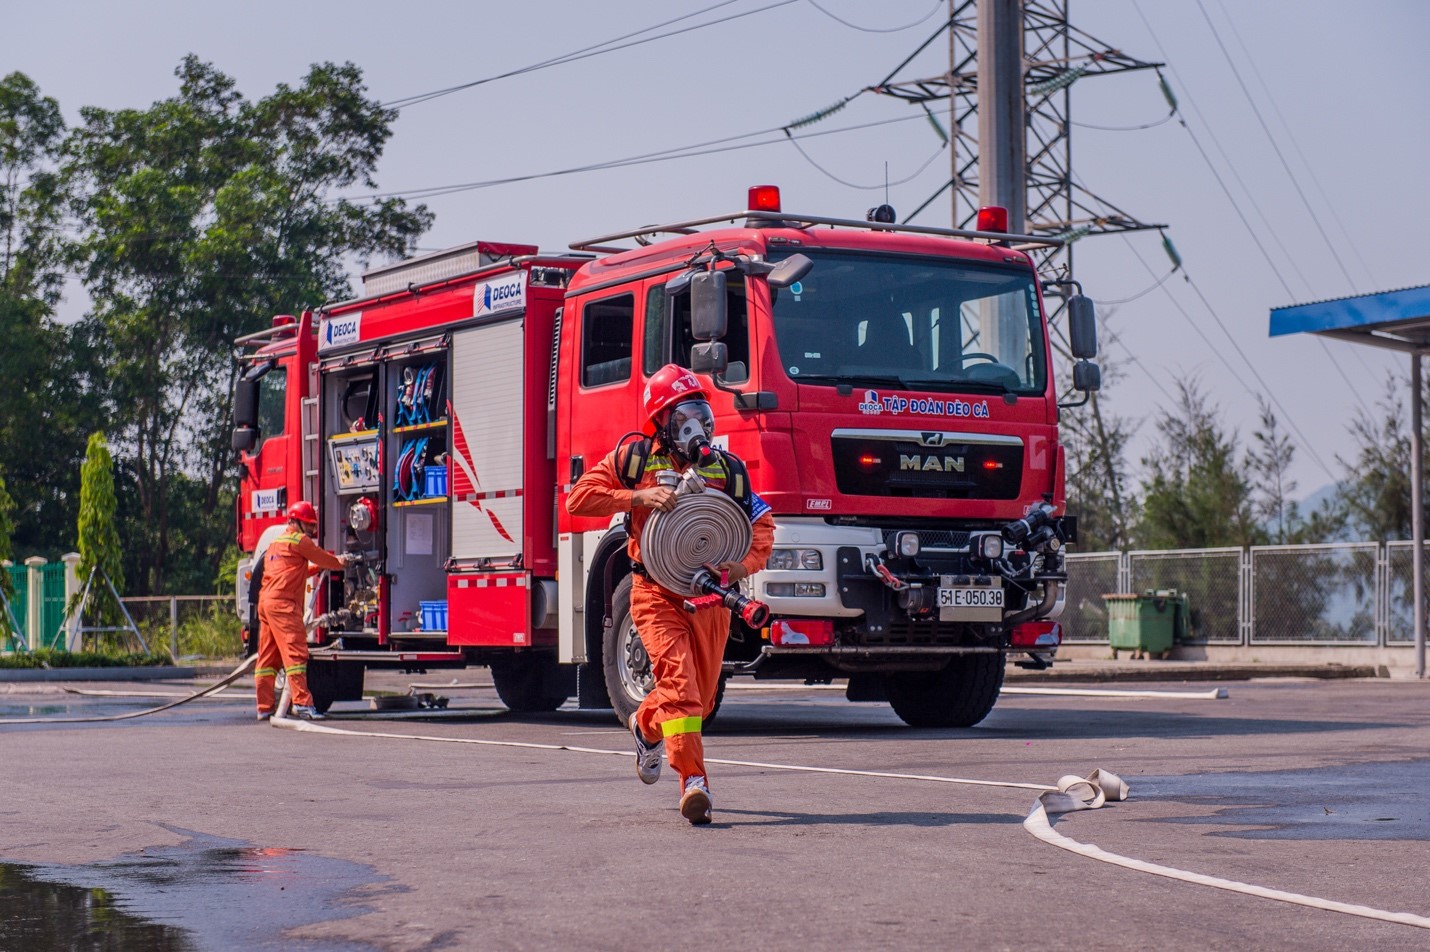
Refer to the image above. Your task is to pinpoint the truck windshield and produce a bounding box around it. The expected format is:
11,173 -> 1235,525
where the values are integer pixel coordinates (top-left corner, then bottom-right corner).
769,251 -> 1047,395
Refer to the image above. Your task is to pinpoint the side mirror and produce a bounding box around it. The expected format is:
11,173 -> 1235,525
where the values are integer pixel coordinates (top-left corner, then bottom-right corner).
690,271 -> 728,341
767,253 -> 813,289
234,376 -> 260,429
1068,294 -> 1098,359
1073,359 -> 1101,393
690,341 -> 729,375
232,426 -> 257,454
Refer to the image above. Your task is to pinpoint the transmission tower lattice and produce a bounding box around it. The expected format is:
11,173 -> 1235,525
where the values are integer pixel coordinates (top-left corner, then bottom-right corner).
872,0 -> 1166,288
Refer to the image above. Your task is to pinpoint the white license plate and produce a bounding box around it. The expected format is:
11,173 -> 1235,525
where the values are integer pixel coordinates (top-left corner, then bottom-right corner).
938,587 -> 1004,609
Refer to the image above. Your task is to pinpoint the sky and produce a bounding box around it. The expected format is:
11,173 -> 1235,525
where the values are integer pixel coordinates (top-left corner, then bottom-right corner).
9,0 -> 1429,502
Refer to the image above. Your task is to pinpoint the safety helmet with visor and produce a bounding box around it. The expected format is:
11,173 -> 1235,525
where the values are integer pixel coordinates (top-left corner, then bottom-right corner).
643,364 -> 715,461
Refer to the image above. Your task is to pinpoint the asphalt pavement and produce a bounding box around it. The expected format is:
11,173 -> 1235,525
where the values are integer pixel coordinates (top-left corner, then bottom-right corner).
3,671 -> 1429,951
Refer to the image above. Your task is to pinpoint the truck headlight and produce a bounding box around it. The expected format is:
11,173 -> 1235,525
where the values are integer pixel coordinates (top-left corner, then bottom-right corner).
969,532 -> 1004,560
767,548 -> 823,571
895,531 -> 920,558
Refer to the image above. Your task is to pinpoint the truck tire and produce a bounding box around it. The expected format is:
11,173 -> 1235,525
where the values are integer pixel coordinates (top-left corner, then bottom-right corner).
602,574 -> 726,729
885,653 -> 1005,728
490,653 -> 572,713
306,659 -> 365,715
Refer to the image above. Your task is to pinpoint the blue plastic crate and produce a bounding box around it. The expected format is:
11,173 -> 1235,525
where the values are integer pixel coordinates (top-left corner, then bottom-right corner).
419,600 -> 448,632
424,465 -> 448,498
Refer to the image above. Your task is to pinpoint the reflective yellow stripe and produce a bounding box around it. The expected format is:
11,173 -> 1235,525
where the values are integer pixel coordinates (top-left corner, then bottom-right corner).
660,715 -> 702,737
285,664 -> 307,676
277,532 -> 304,544
255,667 -> 277,677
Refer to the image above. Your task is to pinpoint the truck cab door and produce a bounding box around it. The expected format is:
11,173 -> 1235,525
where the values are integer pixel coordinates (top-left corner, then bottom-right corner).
564,290 -> 641,493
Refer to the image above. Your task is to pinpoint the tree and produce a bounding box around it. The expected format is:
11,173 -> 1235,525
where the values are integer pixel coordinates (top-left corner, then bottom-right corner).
64,57 -> 431,592
1136,376 -> 1260,549
1062,355 -> 1138,551
1335,372 -> 1416,540
0,473 -> 14,601
0,72 -> 92,560
76,432 -> 123,623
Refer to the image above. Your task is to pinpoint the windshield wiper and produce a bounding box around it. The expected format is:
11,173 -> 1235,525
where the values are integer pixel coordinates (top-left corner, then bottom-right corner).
791,373 -> 908,388
898,376 -> 1013,394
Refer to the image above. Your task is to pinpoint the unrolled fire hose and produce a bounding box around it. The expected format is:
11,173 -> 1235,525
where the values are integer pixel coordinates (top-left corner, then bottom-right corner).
639,469 -> 770,627
0,654 -> 257,725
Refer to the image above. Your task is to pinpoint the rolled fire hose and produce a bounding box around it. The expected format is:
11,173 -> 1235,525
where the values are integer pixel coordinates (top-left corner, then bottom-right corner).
641,470 -> 752,597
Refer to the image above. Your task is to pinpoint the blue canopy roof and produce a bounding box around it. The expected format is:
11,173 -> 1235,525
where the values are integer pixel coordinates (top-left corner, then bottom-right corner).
1270,285 -> 1430,352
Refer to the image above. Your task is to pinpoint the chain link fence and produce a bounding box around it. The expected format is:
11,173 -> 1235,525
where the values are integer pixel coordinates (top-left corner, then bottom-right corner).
120,596 -> 241,660
1067,542 -> 1421,646
1129,548 -> 1242,644
1062,552 -> 1122,642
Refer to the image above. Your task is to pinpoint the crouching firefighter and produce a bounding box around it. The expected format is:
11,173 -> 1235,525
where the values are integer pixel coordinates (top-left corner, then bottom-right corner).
255,501 -> 355,721
567,365 -> 774,825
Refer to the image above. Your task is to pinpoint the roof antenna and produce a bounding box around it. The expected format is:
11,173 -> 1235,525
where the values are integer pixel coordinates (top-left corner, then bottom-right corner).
867,162 -> 896,224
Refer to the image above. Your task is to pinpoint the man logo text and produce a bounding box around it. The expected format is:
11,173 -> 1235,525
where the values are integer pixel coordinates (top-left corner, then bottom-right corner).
899,454 -> 965,473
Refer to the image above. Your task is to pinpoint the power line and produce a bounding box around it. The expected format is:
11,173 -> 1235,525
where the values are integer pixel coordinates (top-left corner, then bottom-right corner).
1210,0 -> 1379,289
1120,234 -> 1338,482
804,0 -> 943,34
381,0 -> 798,110
1128,6 -> 1315,298
1092,266 -> 1176,305
338,111 -> 931,205
1129,0 -> 1374,415
1191,0 -> 1359,291
783,131 -> 946,190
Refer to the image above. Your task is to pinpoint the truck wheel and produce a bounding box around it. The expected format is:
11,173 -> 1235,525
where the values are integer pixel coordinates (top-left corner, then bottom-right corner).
307,659 -> 364,715
602,575 -> 727,729
603,575 -> 650,726
885,653 -> 1005,728
490,653 -> 572,713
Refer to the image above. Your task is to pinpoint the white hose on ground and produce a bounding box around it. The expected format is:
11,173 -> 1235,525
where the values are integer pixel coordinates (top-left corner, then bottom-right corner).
1024,795 -> 1430,929
270,714 -> 1430,931
0,655 -> 257,725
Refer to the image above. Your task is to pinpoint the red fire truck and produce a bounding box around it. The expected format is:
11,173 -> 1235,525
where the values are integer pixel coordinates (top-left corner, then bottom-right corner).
232,186 -> 1098,727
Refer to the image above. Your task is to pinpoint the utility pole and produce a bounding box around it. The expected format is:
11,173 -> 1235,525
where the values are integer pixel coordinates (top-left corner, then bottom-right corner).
886,0 -> 1165,287
978,0 -> 1025,232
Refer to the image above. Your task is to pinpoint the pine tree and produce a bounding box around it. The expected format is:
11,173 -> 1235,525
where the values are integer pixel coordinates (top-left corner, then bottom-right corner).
76,432 -> 123,623
1136,376 -> 1260,549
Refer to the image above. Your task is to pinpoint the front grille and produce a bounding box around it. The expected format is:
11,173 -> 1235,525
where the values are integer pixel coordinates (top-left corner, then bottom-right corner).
832,435 -> 1023,500
882,529 -> 971,553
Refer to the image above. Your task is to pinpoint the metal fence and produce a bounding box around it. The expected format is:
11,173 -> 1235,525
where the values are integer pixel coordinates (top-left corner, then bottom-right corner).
1066,542 -> 1427,647
120,595 -> 240,659
3,563 -> 67,650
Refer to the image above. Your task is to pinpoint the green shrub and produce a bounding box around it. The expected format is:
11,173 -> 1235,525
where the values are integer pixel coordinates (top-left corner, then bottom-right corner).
0,648 -> 171,669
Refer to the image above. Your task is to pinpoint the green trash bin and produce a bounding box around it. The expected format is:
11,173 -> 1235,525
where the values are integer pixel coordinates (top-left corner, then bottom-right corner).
1103,590 -> 1186,659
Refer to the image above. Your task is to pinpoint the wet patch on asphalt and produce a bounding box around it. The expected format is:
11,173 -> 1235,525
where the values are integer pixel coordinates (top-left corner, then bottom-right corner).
0,828 -> 387,951
1138,758 -> 1430,840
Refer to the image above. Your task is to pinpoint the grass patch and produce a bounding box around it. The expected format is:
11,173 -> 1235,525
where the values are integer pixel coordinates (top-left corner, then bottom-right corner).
0,648 -> 172,669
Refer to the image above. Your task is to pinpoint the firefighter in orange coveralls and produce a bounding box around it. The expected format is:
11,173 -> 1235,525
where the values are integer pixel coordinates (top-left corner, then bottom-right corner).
567,365 -> 774,824
255,501 -> 353,721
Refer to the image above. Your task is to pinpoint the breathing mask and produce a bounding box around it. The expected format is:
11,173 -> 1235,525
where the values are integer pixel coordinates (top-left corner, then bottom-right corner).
664,399 -> 715,462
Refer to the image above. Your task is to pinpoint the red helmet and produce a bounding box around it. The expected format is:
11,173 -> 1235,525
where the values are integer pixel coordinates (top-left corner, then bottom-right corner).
286,500 -> 318,525
643,365 -> 708,425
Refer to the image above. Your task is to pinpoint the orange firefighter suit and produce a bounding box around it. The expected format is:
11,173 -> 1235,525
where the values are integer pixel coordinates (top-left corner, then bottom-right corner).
567,449 -> 774,789
255,528 -> 346,714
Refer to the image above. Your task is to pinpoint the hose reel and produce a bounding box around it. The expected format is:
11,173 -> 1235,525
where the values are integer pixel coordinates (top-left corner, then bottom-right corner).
641,470 -> 751,596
